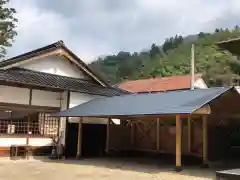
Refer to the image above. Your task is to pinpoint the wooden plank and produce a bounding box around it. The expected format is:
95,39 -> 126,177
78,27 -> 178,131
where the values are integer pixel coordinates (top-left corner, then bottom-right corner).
29,89 -> 32,105
42,112 -> 45,135
156,118 -> 160,151
176,115 -> 182,171
100,114 -> 190,120
136,120 -> 156,143
2,49 -> 62,69
64,91 -> 70,158
130,120 -> 135,147
188,115 -> 191,153
26,115 -> 30,145
106,117 -> 110,154
0,102 -> 59,112
76,117 -> 82,158
60,52 -> 106,86
0,149 -> 10,157
202,115 -> 208,165
193,104 -> 211,115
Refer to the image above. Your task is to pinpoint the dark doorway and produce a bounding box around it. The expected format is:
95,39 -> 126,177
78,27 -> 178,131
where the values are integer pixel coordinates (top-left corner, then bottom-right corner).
82,123 -> 106,157
208,125 -> 231,161
65,122 -> 78,158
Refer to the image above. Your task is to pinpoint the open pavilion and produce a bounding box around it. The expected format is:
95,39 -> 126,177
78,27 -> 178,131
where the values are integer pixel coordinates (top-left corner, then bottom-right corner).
54,86 -> 240,171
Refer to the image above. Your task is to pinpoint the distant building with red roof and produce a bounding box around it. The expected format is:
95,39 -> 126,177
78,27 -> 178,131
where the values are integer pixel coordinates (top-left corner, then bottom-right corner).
118,74 -> 208,93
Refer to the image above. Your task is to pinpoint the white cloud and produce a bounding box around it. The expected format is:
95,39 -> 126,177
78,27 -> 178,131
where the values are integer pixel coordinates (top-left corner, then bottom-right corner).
6,0 -> 240,63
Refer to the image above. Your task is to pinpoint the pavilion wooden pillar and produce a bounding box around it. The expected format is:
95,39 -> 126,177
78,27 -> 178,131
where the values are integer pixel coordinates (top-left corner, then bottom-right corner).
202,115 -> 208,167
131,120 -> 135,147
188,115 -> 191,153
175,115 -> 182,171
156,118 -> 160,151
106,117 -> 111,154
76,117 -> 83,159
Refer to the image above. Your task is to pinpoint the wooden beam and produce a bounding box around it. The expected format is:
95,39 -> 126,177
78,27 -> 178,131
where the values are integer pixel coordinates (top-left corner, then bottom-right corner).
188,115 -> 191,153
175,115 -> 182,171
192,104 -> 211,115
202,115 -> 208,167
156,118 -> 160,151
26,115 -> 30,146
76,117 -> 83,159
0,102 -> 59,112
130,120 -> 135,147
106,117 -> 111,154
60,52 -> 106,86
64,91 -> 70,158
136,120 -> 156,144
103,114 -> 190,120
42,111 -> 45,135
1,49 -> 62,70
29,89 -> 32,105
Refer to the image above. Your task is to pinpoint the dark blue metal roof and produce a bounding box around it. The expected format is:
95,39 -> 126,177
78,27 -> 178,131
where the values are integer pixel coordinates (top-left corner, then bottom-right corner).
54,87 -> 232,117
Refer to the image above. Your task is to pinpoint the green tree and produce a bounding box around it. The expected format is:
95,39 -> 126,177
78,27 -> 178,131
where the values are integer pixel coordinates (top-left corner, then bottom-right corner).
0,0 -> 18,58
150,43 -> 161,58
89,26 -> 240,87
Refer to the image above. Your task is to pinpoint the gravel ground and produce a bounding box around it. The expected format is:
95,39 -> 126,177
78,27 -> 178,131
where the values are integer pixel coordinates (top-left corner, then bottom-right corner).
0,158 -> 215,180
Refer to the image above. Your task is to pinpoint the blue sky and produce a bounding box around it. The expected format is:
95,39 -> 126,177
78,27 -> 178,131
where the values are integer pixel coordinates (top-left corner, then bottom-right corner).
7,0 -> 240,62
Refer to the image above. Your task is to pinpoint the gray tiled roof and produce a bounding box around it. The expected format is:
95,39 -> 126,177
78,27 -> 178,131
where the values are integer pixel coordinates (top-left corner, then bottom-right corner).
0,68 -> 127,96
0,41 -> 109,86
54,87 -> 232,117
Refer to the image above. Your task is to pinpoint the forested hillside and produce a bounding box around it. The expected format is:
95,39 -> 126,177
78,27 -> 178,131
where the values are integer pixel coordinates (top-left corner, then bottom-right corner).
89,26 -> 240,87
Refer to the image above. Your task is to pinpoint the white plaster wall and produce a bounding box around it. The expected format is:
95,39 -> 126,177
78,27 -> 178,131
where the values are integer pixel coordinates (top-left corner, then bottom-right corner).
69,92 -> 108,124
69,92 -> 100,108
194,78 -> 208,89
0,86 -> 30,105
28,138 -> 53,146
19,55 -> 84,78
0,138 -> 26,147
0,137 -> 53,147
31,90 -> 61,107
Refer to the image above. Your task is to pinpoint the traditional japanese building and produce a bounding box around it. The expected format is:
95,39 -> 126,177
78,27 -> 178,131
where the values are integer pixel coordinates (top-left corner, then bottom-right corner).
0,40 -> 126,157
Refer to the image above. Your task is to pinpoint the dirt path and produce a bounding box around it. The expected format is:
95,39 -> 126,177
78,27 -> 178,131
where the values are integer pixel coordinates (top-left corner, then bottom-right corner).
0,158 -> 215,180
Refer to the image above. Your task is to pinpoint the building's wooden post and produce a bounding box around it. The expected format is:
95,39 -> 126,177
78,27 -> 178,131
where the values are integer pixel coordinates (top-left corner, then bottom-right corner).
188,115 -> 191,153
202,115 -> 208,167
27,115 -> 30,145
64,91 -> 70,158
106,117 -> 111,154
26,115 -> 31,159
156,118 -> 160,151
130,120 -> 135,148
76,117 -> 83,159
175,115 -> 182,171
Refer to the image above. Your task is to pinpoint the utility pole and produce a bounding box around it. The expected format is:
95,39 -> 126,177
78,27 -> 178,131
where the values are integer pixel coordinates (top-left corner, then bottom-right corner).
191,44 -> 195,90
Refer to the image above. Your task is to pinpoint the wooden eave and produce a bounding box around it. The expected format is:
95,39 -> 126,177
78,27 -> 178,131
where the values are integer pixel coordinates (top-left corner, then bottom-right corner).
192,104 -> 211,115
216,37 -> 240,55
